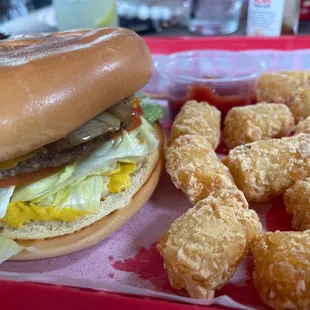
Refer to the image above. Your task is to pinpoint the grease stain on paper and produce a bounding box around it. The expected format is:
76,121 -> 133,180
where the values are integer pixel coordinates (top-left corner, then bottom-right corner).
111,243 -> 174,292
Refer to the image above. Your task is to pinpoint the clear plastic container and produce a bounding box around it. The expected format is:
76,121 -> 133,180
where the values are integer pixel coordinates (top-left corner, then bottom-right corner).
155,50 -> 265,119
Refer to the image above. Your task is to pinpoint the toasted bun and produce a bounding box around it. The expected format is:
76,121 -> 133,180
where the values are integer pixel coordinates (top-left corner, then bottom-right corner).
0,28 -> 152,162
4,124 -> 164,260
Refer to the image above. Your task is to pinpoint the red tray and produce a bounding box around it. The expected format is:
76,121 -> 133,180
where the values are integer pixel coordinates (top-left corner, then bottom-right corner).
2,36 -> 310,310
145,36 -> 310,54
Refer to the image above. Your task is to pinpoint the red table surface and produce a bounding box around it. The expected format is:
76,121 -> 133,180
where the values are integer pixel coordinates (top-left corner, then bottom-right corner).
2,36 -> 310,310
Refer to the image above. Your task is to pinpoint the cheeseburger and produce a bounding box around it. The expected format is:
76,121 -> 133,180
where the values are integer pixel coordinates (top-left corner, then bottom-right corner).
0,28 -> 164,258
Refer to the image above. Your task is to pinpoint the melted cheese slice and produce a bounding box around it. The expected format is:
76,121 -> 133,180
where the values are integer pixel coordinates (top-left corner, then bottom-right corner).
0,152 -> 36,169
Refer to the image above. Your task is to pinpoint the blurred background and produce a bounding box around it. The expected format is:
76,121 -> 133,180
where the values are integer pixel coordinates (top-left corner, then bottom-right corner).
0,0 -> 309,37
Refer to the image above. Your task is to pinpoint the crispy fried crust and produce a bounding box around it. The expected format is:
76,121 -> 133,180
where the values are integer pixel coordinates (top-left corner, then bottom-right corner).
223,103 -> 294,149
256,72 -> 310,124
157,193 -> 262,299
165,134 -> 248,206
162,132 -> 262,298
289,89 -> 310,123
251,231 -> 310,310
224,133 -> 310,202
284,178 -> 310,231
169,101 -> 221,149
295,115 -> 310,135
257,71 -> 310,103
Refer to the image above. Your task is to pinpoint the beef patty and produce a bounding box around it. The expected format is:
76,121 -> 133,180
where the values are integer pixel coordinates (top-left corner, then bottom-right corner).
0,98 -> 133,180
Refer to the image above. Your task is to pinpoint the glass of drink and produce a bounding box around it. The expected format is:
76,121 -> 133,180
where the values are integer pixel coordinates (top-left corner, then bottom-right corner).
187,0 -> 244,35
53,0 -> 118,31
0,0 -> 28,23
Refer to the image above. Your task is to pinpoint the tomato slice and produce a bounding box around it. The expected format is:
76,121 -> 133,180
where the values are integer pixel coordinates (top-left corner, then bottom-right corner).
0,166 -> 63,188
127,115 -> 142,132
127,98 -> 144,132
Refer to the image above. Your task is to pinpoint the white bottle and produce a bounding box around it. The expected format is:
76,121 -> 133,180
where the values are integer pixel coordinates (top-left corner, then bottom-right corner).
246,0 -> 285,36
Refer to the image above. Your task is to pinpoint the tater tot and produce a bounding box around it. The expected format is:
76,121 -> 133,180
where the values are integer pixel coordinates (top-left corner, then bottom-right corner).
284,178 -> 310,231
251,231 -> 310,310
166,134 -> 248,206
256,71 -> 310,106
223,103 -> 294,149
295,115 -> 310,135
157,194 -> 262,299
169,100 -> 221,149
224,133 -> 310,202
289,88 -> 310,123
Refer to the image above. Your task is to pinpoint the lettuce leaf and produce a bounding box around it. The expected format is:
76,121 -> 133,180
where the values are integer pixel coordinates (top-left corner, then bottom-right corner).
11,119 -> 158,212
0,187 -> 15,219
12,172 -> 62,203
40,176 -> 102,212
36,184 -> 72,207
135,92 -> 163,124
57,176 -> 102,212
140,98 -> 163,124
135,92 -> 148,99
0,237 -> 35,264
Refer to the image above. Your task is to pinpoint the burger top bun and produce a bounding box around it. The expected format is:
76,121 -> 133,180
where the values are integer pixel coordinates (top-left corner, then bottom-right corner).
0,28 -> 152,162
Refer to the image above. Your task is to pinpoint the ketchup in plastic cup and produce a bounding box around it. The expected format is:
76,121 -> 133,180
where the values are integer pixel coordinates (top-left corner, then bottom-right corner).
155,51 -> 265,119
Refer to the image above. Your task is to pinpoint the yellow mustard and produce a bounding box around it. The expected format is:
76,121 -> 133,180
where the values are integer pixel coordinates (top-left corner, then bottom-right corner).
108,162 -> 136,193
1,202 -> 87,228
1,161 -> 137,228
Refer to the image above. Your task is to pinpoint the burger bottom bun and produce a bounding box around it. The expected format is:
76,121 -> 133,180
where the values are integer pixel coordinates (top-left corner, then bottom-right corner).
3,123 -> 165,260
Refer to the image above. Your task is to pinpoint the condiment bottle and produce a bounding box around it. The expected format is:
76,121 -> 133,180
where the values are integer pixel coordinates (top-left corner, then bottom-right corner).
246,0 -> 300,36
